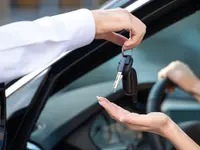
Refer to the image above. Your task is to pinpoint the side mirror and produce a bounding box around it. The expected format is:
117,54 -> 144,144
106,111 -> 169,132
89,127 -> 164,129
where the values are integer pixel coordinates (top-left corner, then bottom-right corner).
0,83 -> 7,150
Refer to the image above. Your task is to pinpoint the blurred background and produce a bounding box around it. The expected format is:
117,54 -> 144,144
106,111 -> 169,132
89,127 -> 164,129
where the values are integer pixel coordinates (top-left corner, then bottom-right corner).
0,0 -> 110,25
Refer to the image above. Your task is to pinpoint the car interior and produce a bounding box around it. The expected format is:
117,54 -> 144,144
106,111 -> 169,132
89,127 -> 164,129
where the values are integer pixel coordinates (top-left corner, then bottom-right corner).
4,0 -> 200,150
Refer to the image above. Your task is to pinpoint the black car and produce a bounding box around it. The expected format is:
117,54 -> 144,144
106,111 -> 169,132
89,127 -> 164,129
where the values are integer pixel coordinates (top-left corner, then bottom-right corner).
1,0 -> 200,150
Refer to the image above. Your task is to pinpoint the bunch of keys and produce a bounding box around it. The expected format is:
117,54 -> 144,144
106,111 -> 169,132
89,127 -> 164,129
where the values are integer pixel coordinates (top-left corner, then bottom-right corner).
113,49 -> 138,102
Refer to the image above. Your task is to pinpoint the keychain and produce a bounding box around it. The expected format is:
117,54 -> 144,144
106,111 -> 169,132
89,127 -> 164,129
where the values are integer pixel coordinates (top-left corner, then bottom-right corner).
113,49 -> 138,103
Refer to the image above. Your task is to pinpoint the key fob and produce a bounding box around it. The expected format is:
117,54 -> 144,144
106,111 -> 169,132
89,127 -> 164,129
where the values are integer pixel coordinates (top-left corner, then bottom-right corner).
122,68 -> 138,102
123,68 -> 138,95
115,53 -> 138,103
121,55 -> 133,76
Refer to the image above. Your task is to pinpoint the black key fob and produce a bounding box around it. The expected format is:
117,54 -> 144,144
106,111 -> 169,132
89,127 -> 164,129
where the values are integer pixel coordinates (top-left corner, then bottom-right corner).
122,55 -> 138,103
123,68 -> 138,96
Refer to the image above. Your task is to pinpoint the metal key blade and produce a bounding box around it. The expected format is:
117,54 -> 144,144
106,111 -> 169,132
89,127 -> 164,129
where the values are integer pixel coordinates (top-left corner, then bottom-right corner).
113,72 -> 122,92
113,56 -> 126,93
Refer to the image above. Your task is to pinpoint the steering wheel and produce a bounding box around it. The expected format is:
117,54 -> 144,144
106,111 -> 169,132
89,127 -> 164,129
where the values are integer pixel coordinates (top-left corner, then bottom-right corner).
146,78 -> 174,150
146,78 -> 200,150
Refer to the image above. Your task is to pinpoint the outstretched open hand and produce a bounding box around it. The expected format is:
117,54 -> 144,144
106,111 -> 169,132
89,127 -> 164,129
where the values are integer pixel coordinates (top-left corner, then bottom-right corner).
97,96 -> 170,136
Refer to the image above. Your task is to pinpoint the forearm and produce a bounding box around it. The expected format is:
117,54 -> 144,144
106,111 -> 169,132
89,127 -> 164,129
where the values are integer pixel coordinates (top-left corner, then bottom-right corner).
162,119 -> 200,150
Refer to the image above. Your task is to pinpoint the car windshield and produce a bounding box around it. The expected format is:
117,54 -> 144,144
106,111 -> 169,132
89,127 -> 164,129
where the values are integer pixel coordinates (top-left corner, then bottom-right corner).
2,0 -> 133,118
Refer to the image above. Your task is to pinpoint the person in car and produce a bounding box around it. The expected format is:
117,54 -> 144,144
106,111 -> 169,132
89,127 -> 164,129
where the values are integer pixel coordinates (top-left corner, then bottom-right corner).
97,61 -> 200,150
0,8 -> 145,83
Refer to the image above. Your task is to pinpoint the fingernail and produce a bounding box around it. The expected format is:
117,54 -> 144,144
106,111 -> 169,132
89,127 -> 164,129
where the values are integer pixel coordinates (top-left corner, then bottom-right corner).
96,96 -> 104,101
98,101 -> 103,106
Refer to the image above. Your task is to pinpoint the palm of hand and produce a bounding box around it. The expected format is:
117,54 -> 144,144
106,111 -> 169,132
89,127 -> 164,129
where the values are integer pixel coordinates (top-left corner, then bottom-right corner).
97,97 -> 169,135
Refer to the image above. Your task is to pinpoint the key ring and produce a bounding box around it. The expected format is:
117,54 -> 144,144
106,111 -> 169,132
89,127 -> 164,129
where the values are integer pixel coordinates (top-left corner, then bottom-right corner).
121,48 -> 125,57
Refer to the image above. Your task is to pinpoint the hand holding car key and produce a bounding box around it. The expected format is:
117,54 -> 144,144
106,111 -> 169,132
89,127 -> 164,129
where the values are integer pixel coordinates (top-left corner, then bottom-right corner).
113,49 -> 138,102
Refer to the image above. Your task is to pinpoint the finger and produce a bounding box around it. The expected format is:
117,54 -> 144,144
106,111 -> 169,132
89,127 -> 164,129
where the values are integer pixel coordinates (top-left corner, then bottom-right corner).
97,96 -> 123,121
158,61 -> 180,80
123,23 -> 145,50
123,35 -> 142,50
97,96 -> 131,121
97,97 -> 150,132
111,103 -> 130,115
158,63 -> 176,80
159,67 -> 176,92
104,32 -> 128,46
158,67 -> 169,80
97,96 -> 128,114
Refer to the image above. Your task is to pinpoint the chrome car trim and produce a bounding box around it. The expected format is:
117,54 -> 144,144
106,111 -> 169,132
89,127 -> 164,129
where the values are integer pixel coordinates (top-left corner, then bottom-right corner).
27,142 -> 41,150
126,0 -> 151,12
6,51 -> 72,97
100,0 -> 121,9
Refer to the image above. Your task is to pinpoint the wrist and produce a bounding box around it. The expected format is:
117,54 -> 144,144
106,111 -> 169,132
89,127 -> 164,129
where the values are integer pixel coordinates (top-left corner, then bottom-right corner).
159,118 -> 177,138
91,8 -> 128,37
160,118 -> 200,150
91,10 -> 101,37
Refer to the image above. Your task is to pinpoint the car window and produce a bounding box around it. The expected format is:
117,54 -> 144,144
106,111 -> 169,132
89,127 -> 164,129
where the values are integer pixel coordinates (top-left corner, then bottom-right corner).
6,71 -> 47,118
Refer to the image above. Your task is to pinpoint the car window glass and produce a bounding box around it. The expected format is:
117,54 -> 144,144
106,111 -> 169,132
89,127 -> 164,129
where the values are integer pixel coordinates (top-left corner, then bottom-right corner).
6,72 -> 47,118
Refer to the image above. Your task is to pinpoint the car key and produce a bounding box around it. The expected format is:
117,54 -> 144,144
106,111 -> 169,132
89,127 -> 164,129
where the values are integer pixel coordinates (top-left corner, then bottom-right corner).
113,56 -> 126,92
113,53 -> 135,91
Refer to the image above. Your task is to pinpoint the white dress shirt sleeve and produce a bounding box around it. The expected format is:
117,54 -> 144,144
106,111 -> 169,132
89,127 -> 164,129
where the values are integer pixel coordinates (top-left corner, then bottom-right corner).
0,9 -> 96,83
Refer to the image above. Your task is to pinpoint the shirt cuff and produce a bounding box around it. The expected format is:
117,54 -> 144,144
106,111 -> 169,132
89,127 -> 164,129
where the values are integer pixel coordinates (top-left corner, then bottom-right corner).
53,9 -> 96,50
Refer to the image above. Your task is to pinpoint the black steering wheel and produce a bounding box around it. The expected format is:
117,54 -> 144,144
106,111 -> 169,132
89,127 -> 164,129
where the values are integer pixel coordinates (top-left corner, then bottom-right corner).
146,78 -> 173,150
146,78 -> 200,150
